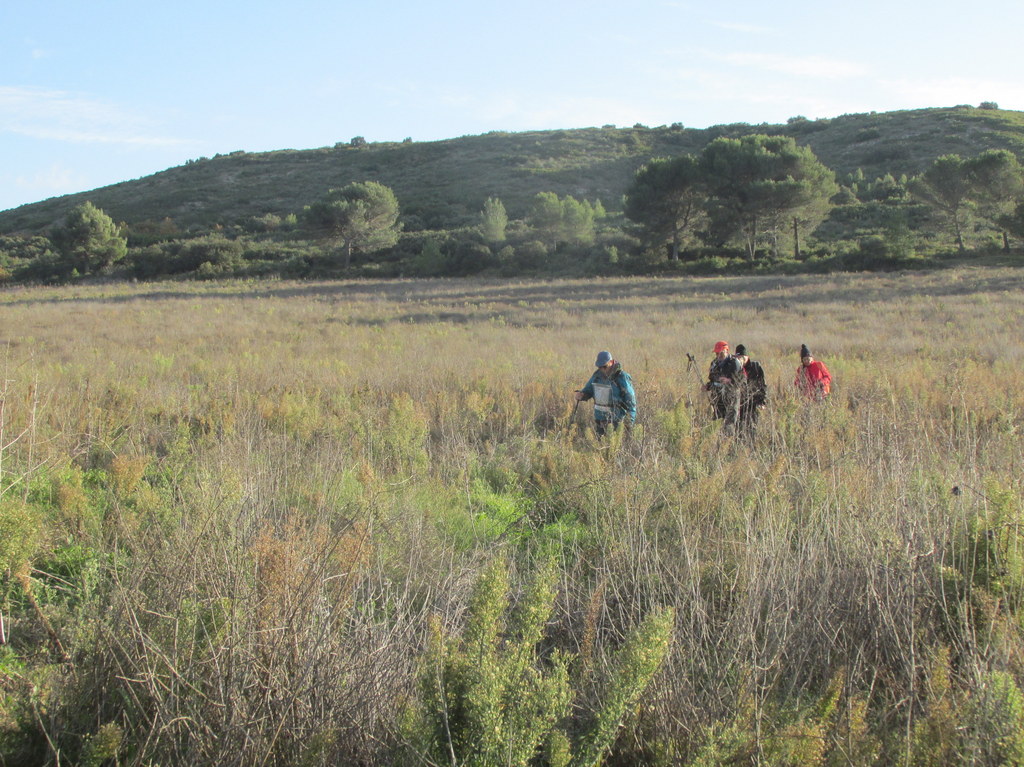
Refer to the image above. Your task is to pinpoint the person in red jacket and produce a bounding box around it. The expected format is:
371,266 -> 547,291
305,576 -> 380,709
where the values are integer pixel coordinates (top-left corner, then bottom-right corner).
794,344 -> 832,399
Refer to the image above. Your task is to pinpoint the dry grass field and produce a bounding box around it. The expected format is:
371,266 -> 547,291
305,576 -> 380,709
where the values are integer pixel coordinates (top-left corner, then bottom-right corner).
2,268 -> 1024,765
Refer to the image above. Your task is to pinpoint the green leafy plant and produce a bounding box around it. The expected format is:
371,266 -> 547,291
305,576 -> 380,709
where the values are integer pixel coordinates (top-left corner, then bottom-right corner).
964,670 -> 1024,765
405,558 -> 673,767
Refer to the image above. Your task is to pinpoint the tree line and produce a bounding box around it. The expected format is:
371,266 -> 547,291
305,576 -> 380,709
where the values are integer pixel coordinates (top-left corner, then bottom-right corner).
3,133 -> 1024,283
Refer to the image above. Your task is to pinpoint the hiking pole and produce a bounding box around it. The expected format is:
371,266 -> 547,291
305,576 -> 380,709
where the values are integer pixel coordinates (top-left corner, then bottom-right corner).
672,354 -> 703,410
687,352 -> 716,414
685,353 -> 705,389
567,393 -> 581,432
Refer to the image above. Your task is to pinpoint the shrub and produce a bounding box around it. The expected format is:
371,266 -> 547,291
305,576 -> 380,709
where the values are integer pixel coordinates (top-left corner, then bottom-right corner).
964,671 -> 1024,764
0,498 -> 42,574
176,235 -> 245,274
404,559 -> 673,767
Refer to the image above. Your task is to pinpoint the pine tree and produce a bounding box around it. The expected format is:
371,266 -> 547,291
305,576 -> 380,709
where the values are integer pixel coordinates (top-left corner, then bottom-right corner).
51,201 -> 127,275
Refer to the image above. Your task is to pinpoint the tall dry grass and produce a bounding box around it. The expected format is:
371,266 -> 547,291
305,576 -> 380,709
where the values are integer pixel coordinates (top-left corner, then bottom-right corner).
0,268 -> 1023,765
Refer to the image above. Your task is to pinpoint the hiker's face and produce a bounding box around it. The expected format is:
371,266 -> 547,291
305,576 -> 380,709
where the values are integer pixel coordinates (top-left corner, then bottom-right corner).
802,355 -> 813,366
599,362 -> 614,375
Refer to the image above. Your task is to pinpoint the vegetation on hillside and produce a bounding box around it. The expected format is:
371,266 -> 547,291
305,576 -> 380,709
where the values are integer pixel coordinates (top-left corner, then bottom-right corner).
2,106 -> 1024,284
1,271 -> 1024,764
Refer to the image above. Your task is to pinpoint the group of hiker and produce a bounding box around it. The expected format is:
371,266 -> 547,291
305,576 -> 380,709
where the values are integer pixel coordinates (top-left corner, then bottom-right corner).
573,342 -> 832,435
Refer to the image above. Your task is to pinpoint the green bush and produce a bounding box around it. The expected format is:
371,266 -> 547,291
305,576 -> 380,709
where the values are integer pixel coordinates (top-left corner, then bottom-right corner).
0,498 -> 42,574
964,670 -> 1024,764
404,558 -> 673,767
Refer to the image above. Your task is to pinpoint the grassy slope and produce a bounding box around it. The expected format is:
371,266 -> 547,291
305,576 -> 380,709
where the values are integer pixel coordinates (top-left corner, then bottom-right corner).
2,106 -> 1024,235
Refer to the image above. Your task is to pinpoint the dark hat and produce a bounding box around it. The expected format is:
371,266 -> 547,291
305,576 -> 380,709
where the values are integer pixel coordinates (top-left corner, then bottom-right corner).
735,344 -> 747,356
595,350 -> 612,367
800,344 -> 811,358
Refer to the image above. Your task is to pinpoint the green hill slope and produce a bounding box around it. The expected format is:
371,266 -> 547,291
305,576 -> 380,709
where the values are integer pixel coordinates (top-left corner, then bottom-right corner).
3,105 -> 1024,235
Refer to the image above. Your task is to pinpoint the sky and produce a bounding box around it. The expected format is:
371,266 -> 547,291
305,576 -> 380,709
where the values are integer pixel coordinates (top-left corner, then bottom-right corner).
2,0 -> 1023,213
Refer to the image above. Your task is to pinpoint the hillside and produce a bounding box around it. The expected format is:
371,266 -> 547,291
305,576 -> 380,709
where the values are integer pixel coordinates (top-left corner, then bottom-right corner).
3,105 -> 1024,236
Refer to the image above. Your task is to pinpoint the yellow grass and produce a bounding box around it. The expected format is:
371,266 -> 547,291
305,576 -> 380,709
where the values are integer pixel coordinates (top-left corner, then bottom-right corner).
1,267 -> 1023,765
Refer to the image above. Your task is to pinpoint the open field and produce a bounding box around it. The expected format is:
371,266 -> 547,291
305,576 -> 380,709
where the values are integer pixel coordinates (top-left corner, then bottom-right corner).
2,269 -> 1024,765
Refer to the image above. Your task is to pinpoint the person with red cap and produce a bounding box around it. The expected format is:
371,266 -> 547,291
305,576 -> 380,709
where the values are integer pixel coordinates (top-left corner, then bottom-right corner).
705,341 -> 743,424
794,344 -> 832,399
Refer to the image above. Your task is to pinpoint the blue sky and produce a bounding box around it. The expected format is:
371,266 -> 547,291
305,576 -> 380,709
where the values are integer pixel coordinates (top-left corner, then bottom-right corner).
2,0 -> 1023,212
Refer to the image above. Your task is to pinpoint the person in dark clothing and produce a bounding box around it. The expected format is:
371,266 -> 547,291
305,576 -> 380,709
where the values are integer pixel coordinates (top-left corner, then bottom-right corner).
733,344 -> 767,434
705,341 -> 742,425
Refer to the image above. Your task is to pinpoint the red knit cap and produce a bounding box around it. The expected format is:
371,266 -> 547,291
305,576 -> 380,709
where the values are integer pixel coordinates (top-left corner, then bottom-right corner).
713,341 -> 729,353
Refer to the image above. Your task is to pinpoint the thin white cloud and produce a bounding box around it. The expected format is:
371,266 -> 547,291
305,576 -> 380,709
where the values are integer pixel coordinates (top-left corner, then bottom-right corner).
712,52 -> 868,79
14,162 -> 87,197
0,85 -> 188,147
879,76 -> 1024,108
711,21 -> 774,35
626,61 -> 878,125
437,89 -> 647,131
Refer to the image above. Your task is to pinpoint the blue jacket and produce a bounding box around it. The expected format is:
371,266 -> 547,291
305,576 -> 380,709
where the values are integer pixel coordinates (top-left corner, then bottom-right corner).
580,363 -> 637,424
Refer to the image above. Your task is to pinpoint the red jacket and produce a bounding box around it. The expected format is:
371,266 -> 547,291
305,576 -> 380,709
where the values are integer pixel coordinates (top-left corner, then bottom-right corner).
794,360 -> 832,398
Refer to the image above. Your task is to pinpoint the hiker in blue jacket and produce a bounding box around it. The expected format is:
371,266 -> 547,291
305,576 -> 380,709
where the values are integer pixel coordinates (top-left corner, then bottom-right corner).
574,350 -> 637,436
